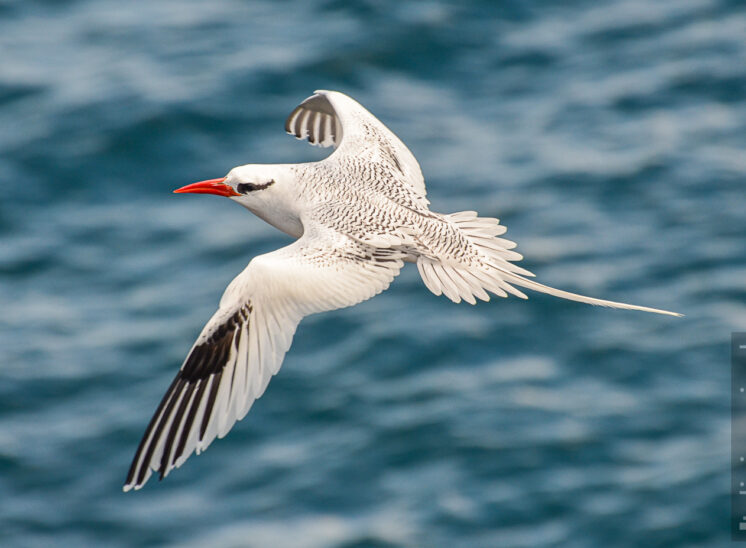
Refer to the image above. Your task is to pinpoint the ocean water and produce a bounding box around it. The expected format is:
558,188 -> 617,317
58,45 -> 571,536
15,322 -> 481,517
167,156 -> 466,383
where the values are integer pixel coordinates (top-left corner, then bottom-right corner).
0,0 -> 744,546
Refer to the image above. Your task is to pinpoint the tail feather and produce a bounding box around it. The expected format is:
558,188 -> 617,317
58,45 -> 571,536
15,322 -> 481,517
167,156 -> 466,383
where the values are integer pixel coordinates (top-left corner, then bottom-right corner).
415,211 -> 682,317
502,272 -> 682,316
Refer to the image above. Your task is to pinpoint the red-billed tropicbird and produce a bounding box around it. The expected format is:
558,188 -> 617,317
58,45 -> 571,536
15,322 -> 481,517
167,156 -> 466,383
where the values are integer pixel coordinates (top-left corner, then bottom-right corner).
124,90 -> 680,491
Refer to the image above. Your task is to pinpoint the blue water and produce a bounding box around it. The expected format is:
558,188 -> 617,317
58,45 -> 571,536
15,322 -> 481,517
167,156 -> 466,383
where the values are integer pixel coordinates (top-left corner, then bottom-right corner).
1,0 -> 743,546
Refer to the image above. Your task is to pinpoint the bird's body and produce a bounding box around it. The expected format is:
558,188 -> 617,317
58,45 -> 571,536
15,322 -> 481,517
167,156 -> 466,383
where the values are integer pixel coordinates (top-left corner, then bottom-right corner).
124,91 -> 680,491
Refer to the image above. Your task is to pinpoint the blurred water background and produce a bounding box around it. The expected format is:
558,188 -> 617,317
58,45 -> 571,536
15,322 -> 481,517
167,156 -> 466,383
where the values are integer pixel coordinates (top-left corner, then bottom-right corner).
1,0 -> 744,546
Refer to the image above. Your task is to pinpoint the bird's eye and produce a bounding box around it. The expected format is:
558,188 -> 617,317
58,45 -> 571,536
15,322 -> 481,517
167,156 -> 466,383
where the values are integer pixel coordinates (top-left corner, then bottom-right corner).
237,180 -> 275,194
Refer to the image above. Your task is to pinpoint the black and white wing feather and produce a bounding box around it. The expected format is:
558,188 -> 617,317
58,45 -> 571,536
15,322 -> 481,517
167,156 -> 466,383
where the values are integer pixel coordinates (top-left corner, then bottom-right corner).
124,222 -> 406,491
284,92 -> 341,148
285,90 -> 428,200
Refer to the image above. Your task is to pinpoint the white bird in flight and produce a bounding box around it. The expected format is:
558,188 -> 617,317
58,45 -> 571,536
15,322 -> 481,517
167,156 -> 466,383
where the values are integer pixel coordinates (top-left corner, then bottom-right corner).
124,90 -> 680,491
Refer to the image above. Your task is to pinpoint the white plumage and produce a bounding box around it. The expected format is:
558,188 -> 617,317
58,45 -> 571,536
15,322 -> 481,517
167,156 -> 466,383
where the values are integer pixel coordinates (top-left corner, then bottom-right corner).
124,90 -> 680,491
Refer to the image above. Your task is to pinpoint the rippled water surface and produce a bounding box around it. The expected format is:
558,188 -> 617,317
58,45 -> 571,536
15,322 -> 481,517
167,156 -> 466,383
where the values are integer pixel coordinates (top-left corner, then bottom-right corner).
1,0 -> 744,546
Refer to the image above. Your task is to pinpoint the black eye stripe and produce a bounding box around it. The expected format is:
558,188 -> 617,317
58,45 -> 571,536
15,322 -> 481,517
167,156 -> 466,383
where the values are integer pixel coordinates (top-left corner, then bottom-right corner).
237,180 -> 275,194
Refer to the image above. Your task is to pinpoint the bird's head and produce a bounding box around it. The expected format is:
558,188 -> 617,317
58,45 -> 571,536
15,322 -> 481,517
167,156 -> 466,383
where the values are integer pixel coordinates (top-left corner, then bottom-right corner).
173,164 -> 289,207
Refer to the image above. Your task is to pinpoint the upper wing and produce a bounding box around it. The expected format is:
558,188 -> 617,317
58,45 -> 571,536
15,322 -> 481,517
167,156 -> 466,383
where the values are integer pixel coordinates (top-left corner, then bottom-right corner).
284,90 -> 428,200
124,223 -> 406,491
